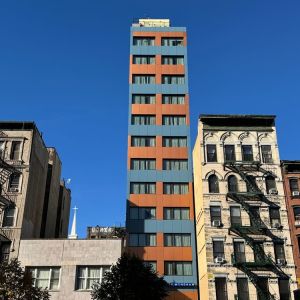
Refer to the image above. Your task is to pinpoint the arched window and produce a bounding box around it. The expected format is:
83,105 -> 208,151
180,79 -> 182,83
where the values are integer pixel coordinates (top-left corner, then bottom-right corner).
228,175 -> 238,192
266,176 -> 277,194
208,174 -> 219,193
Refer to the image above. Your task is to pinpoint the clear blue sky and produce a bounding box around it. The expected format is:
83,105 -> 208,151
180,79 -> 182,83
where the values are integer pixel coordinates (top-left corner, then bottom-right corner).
1,1 -> 299,237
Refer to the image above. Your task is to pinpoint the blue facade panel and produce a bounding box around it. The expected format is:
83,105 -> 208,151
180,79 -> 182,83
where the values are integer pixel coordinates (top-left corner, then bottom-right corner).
131,27 -> 186,33
127,170 -> 192,182
130,46 -> 187,56
128,125 -> 190,136
130,83 -> 188,94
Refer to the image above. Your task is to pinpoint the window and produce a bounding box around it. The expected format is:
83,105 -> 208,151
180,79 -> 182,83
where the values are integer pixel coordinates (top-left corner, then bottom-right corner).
224,145 -> 235,162
164,262 -> 192,276
162,137 -> 187,147
162,95 -> 185,104
234,241 -> 246,263
228,175 -> 238,192
236,278 -> 249,300
130,159 -> 156,170
76,266 -> 110,290
298,236 -> 300,253
2,207 -> 15,227
163,183 -> 189,195
163,159 -> 188,171
133,37 -> 155,46
294,207 -> 300,225
10,141 -> 21,160
164,234 -> 191,247
269,208 -> 281,227
29,267 -> 60,290
274,243 -> 285,261
130,183 -> 156,194
265,176 -> 276,194
8,173 -> 20,192
132,94 -> 155,104
164,208 -> 189,220
215,278 -> 228,300
161,56 -> 184,65
132,75 -> 155,84
261,145 -> 272,163
257,278 -> 269,300
208,175 -> 219,193
207,145 -> 217,162
249,207 -> 260,226
0,141 -> 5,159
162,75 -> 185,84
278,279 -> 290,300
230,207 -> 242,226
144,261 -> 157,272
131,115 -> 156,125
210,206 -> 221,225
213,240 -> 225,259
129,207 -> 156,220
290,178 -> 299,196
128,233 -> 156,246
242,145 -> 253,162
133,55 -> 155,64
246,175 -> 256,193
131,136 -> 156,147
0,243 -> 10,262
162,115 -> 186,125
161,37 -> 184,46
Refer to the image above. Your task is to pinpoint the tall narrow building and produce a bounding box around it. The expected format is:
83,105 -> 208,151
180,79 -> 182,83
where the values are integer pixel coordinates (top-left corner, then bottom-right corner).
193,115 -> 297,300
126,19 -> 198,299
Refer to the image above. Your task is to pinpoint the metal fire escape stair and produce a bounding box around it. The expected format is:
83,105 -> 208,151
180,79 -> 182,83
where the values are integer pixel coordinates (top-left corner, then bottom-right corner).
225,160 -> 289,300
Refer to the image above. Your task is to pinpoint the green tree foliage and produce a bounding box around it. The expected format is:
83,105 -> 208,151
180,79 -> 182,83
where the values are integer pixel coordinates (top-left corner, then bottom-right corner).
91,253 -> 169,300
0,259 -> 50,300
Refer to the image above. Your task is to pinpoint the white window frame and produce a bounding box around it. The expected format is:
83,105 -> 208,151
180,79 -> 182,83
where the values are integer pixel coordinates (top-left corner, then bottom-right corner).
30,267 -> 61,291
76,266 -> 110,290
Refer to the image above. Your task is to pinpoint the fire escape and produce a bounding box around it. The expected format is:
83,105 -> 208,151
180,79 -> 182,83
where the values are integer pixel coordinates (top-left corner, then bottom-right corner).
225,160 -> 289,300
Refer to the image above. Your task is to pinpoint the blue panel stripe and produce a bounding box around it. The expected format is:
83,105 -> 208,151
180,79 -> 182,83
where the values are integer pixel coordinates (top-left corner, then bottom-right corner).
130,46 -> 187,56
130,84 -> 188,94
131,27 -> 186,33
128,125 -> 190,136
128,170 -> 192,182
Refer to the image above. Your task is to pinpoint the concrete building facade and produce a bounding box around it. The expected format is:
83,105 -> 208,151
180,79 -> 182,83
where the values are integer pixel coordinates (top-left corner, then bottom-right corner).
18,239 -> 123,300
193,115 -> 297,300
126,19 -> 198,299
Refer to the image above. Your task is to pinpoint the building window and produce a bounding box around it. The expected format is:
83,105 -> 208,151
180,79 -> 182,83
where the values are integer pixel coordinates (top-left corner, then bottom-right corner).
0,141 -> 5,159
246,175 -> 256,192
234,241 -> 246,263
298,236 -> 300,253
8,173 -> 20,192
161,37 -> 184,46
29,267 -> 61,290
130,183 -> 156,194
76,266 -> 110,290
265,176 -> 277,194
163,208 -> 189,220
278,279 -> 290,300
210,206 -> 221,226
236,278 -> 249,300
129,207 -> 156,220
230,206 -> 242,226
274,243 -> 285,262
133,55 -> 155,64
164,234 -> 191,247
224,145 -> 235,162
242,145 -> 253,162
215,277 -> 228,300
2,207 -> 15,227
162,115 -> 186,126
257,278 -> 269,300
162,75 -> 185,84
0,243 -> 10,262
207,145 -> 217,162
131,115 -> 156,125
131,136 -> 156,147
208,174 -> 219,193
144,261 -> 157,272
162,137 -> 187,147
162,95 -> 185,104
10,141 -> 21,160
163,159 -> 188,171
228,175 -> 238,192
261,145 -> 273,163
133,37 -> 155,46
132,75 -> 155,84
164,262 -> 192,276
128,233 -> 156,247
290,178 -> 299,196
269,208 -> 281,228
163,183 -> 189,195
294,207 -> 300,226
132,94 -> 155,104
213,240 -> 225,260
130,159 -> 156,170
161,56 -> 184,65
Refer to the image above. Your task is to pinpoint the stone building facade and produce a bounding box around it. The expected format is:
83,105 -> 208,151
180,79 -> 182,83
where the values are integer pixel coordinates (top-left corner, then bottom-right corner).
193,115 -> 297,300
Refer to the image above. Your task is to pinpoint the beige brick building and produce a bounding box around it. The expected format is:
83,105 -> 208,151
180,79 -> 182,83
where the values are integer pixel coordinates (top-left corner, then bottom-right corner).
193,115 -> 297,300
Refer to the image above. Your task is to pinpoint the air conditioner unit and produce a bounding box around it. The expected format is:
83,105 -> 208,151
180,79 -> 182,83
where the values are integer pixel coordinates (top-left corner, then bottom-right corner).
274,223 -> 283,229
9,188 -> 19,192
212,220 -> 222,227
292,191 -> 300,196
277,259 -> 286,266
295,219 -> 300,227
269,188 -> 278,195
214,256 -> 225,264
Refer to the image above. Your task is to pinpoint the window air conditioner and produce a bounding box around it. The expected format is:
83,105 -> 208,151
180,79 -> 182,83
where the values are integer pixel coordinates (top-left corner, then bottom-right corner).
274,223 -> 283,229
214,256 -> 225,264
277,259 -> 286,266
212,220 -> 222,227
9,188 -> 19,192
292,191 -> 300,196
269,188 -> 278,195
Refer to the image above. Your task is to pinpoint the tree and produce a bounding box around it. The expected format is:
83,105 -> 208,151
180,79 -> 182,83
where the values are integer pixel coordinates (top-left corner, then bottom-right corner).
0,259 -> 50,300
91,253 -> 169,300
